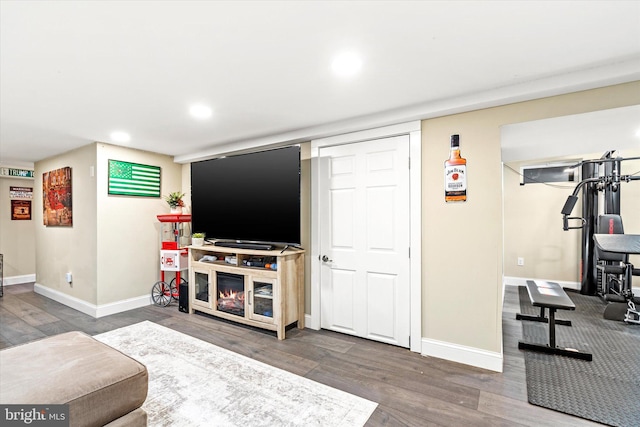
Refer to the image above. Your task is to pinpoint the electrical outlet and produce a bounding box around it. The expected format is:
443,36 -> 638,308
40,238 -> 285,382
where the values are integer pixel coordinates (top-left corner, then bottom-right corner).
517,257 -> 524,266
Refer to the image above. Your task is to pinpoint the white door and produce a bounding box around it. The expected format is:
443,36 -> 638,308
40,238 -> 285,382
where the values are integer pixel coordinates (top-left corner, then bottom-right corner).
319,135 -> 411,347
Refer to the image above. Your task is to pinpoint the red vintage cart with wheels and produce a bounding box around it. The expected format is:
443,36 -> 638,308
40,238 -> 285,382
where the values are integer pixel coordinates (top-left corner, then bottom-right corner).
151,214 -> 191,307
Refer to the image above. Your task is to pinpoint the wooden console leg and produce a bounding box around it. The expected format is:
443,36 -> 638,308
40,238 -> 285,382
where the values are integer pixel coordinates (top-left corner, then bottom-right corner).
297,254 -> 305,329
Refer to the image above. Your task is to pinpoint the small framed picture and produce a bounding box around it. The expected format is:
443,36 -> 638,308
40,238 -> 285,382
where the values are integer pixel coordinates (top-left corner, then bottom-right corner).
11,200 -> 31,220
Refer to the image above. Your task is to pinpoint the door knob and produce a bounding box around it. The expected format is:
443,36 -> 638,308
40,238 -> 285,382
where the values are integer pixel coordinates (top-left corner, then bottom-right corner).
321,255 -> 333,262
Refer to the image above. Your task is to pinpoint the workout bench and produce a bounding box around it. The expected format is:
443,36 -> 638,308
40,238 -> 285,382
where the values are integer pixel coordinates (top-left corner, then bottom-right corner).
517,280 -> 592,361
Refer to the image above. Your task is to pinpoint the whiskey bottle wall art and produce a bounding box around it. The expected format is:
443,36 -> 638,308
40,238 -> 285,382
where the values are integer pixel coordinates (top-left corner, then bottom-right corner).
444,134 -> 467,202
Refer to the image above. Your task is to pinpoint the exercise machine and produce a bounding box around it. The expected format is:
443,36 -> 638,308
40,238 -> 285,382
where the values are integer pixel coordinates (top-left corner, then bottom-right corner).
593,233 -> 640,324
560,151 -> 639,321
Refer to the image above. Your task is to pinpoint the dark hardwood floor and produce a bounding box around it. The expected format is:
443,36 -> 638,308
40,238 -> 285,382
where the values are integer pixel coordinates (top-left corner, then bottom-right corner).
0,284 -> 600,426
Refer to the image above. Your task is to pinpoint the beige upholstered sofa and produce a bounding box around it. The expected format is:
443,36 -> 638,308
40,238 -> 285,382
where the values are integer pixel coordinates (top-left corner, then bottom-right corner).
0,331 -> 148,426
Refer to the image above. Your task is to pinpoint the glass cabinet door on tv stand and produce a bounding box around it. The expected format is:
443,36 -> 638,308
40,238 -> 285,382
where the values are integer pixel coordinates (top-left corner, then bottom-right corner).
191,267 -> 212,310
248,276 -> 277,324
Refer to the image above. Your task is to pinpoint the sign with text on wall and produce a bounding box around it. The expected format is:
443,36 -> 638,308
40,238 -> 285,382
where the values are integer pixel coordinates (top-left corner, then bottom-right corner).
10,186 -> 33,199
0,167 -> 34,179
108,160 -> 161,197
10,186 -> 33,220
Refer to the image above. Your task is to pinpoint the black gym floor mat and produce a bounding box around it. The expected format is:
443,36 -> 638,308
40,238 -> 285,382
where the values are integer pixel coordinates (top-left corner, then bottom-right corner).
518,286 -> 640,427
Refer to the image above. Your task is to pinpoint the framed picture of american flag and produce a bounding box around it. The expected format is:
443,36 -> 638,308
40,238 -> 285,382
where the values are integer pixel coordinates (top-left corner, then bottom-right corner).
108,160 -> 161,197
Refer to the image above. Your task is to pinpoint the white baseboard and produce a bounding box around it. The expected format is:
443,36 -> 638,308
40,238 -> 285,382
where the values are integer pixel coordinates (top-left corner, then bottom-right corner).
34,284 -> 97,316
95,295 -> 154,318
304,313 -> 320,330
503,276 -> 580,291
34,283 -> 151,318
3,274 -> 36,286
308,314 -> 497,369
422,338 -> 503,372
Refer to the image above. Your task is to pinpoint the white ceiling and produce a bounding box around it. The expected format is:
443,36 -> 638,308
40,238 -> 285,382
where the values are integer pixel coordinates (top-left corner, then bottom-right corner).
1,1 -> 639,166
501,105 -> 640,163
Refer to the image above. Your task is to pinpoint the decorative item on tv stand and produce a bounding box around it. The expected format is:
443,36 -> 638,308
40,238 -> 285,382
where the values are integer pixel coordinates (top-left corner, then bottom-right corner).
151,211 -> 192,310
191,232 -> 205,246
164,191 -> 185,214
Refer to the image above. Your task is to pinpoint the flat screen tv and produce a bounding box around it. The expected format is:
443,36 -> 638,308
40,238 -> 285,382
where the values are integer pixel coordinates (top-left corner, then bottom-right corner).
191,146 -> 301,247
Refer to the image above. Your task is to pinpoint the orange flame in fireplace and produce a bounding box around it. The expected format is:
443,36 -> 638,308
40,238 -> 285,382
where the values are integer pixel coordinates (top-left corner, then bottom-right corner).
219,289 -> 244,301
220,289 -> 236,299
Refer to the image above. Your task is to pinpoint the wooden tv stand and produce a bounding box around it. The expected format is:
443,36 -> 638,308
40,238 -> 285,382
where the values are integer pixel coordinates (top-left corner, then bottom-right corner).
188,244 -> 304,339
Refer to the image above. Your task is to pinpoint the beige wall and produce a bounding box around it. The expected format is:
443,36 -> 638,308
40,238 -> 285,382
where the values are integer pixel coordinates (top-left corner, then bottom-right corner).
300,144 -> 312,313
0,176 -> 36,279
36,143 -> 98,303
35,142 -> 182,308
504,150 -> 640,283
96,143 -> 182,305
422,115 -> 504,351
422,81 -> 640,354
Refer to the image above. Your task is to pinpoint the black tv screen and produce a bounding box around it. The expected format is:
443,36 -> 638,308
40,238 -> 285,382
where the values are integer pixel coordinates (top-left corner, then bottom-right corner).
191,146 -> 301,246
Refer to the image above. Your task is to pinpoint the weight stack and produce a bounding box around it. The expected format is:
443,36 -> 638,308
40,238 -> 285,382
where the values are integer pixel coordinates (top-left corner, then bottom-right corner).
179,283 -> 189,313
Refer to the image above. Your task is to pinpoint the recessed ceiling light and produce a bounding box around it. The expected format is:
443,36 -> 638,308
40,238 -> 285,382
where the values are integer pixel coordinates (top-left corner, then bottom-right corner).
189,104 -> 213,119
331,52 -> 362,77
110,131 -> 130,143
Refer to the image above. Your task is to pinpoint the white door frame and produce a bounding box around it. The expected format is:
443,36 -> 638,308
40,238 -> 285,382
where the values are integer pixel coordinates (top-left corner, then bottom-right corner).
310,121 -> 422,353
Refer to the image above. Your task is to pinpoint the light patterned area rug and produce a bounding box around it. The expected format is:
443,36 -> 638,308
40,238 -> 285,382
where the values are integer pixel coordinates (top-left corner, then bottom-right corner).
95,321 -> 377,427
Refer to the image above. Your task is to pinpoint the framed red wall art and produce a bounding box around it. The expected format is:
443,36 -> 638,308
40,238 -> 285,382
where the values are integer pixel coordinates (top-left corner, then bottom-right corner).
43,166 -> 72,226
